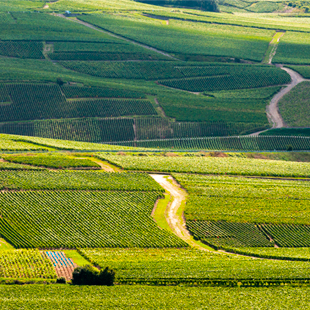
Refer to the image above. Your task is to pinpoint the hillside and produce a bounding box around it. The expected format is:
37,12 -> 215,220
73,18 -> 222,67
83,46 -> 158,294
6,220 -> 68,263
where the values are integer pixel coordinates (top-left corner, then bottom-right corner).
1,0 -> 310,308
0,0 -> 308,148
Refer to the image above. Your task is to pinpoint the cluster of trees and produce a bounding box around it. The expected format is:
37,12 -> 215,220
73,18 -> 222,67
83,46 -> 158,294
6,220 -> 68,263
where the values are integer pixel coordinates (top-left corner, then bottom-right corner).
72,265 -> 115,286
136,0 -> 219,12
285,1 -> 310,12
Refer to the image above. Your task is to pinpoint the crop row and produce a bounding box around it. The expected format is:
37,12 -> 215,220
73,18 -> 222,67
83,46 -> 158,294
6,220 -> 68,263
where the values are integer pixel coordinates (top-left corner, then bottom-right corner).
0,249 -> 57,279
2,153 -> 100,169
0,191 -> 185,248
0,118 -> 267,144
262,224 -> 310,247
61,85 -> 145,99
102,154 -> 310,177
59,61 -> 290,86
0,171 -> 164,191
186,221 -> 272,248
0,41 -> 44,59
173,173 -> 310,225
0,83 -> 156,121
159,69 -> 290,92
78,247 -> 310,280
112,136 -> 310,151
0,118 -> 136,143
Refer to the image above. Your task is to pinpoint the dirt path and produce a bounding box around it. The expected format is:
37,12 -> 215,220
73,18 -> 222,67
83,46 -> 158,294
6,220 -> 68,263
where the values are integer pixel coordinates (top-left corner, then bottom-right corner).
267,67 -> 307,129
56,14 -> 178,61
251,66 -> 310,135
150,174 -> 210,250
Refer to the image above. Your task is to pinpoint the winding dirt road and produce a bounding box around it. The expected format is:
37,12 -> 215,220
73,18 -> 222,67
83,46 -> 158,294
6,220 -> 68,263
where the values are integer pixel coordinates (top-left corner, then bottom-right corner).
267,67 -> 307,129
150,174 -> 210,250
251,66 -> 310,135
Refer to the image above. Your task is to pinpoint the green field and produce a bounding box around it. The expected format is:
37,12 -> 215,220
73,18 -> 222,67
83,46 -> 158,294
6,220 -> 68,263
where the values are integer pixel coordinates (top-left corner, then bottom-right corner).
1,0 -> 310,307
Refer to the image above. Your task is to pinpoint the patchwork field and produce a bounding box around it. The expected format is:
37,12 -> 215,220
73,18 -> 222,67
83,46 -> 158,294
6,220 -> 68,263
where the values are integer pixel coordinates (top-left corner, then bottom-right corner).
1,0 -> 310,307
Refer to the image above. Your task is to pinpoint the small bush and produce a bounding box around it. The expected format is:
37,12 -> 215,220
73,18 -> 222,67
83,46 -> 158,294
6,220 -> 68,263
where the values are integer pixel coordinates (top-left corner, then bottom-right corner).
287,145 -> 293,151
56,78 -> 64,86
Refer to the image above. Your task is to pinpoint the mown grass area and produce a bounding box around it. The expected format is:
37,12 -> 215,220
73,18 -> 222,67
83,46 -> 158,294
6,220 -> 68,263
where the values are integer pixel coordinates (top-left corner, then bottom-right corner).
278,81 -> 310,127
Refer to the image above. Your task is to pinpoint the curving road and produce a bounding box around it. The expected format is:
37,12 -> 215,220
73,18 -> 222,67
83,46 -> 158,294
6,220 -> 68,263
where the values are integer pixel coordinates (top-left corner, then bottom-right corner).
251,66 -> 310,136
267,67 -> 307,128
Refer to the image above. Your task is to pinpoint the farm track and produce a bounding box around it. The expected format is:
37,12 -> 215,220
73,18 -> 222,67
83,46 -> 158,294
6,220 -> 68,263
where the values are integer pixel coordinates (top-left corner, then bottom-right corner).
57,14 -> 178,61
150,174 -> 202,249
251,66 -> 310,136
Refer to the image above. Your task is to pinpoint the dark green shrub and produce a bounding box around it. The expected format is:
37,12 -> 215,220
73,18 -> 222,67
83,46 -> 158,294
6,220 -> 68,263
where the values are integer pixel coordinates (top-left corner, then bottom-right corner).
97,267 -> 116,286
287,145 -> 293,151
56,78 -> 64,86
72,265 -> 115,286
56,277 -> 66,284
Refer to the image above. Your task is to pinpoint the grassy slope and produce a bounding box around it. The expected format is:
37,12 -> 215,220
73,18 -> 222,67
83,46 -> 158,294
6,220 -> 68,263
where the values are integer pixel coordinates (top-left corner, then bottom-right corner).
278,82 -> 310,127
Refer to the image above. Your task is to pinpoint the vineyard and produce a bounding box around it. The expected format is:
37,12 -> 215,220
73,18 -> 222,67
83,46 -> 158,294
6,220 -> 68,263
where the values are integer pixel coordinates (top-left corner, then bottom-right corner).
260,128 -> 310,137
186,221 -> 272,248
0,191 -> 185,248
78,247 -> 310,281
61,85 -> 145,99
49,39 -> 170,61
2,153 -> 101,169
111,136 -> 310,151
102,154 -> 310,177
0,249 -> 56,280
0,41 -> 44,59
59,61 -> 290,87
0,171 -> 164,191
0,83 -> 157,122
0,161 -> 45,171
1,0 -> 310,303
261,224 -> 310,247
0,119 -> 269,143
0,118 -> 136,143
158,66 -> 290,92
78,14 -> 273,61
174,173 -> 310,224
